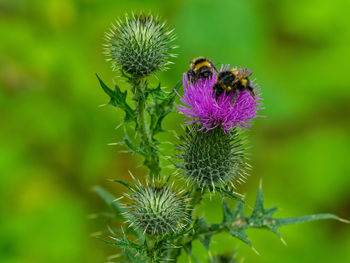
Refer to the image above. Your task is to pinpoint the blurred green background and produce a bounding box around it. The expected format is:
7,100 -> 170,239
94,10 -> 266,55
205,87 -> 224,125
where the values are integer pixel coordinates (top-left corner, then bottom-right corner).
1,0 -> 350,262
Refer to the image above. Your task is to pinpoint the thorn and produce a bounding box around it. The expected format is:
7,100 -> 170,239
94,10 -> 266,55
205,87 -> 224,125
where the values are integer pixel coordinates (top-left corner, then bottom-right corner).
107,225 -> 115,235
115,123 -> 123,130
339,218 -> 350,224
246,203 -> 253,210
259,178 -> 263,189
90,231 -> 103,237
107,254 -> 121,260
128,170 -> 136,180
109,235 -> 117,241
280,237 -> 288,246
251,246 -> 260,256
87,213 -> 98,219
113,196 -> 124,202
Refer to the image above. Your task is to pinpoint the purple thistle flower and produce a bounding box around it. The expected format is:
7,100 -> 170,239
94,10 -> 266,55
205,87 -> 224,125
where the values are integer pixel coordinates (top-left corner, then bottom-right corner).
176,66 -> 263,132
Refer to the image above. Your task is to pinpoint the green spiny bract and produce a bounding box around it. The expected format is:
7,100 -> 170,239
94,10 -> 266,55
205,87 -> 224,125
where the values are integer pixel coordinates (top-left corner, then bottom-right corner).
177,127 -> 249,191
125,183 -> 188,235
104,12 -> 177,78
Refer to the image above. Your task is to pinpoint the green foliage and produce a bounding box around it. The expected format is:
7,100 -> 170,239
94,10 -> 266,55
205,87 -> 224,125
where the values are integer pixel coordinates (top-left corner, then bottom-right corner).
96,74 -> 135,124
92,186 -> 126,220
95,175 -> 349,261
209,250 -> 239,263
221,184 -> 349,251
147,83 -> 178,139
96,74 -> 176,177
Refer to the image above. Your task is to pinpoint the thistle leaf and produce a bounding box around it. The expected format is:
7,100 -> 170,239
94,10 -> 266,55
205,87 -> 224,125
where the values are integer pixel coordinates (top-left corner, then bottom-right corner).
92,186 -> 125,219
209,250 -> 238,263
229,227 -> 252,247
222,185 -> 349,249
199,234 -> 212,251
100,227 -> 144,254
124,249 -> 147,263
116,129 -> 145,155
96,74 -> 135,123
272,214 -> 348,228
113,179 -> 138,191
147,83 -> 177,137
216,186 -> 247,205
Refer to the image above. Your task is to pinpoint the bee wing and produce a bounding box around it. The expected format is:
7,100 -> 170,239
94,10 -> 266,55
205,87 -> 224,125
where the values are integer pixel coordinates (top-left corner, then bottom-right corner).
210,61 -> 219,73
242,68 -> 253,77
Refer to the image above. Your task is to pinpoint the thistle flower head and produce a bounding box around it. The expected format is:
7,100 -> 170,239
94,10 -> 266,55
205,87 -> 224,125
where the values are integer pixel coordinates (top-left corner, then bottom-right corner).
177,127 -> 249,191
125,182 -> 188,235
176,65 -> 263,132
104,12 -> 177,77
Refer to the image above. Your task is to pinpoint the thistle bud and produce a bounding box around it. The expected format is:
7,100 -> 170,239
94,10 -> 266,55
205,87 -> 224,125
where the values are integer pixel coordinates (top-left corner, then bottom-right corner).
125,183 -> 188,235
177,127 -> 249,191
104,12 -> 177,78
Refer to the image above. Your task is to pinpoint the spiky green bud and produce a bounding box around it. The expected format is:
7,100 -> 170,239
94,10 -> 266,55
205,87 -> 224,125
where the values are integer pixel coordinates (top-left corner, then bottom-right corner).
177,127 -> 249,191
125,183 -> 188,235
104,12 -> 177,77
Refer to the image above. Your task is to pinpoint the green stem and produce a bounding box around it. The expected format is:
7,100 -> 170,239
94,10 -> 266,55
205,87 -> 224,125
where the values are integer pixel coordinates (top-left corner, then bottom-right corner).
166,224 -> 226,262
166,187 -> 204,261
188,187 -> 203,217
131,78 -> 161,178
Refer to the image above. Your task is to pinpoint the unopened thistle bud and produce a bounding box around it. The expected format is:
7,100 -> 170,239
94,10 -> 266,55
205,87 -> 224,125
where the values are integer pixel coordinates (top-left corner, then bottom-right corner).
177,127 -> 249,191
125,183 -> 188,235
104,12 -> 177,78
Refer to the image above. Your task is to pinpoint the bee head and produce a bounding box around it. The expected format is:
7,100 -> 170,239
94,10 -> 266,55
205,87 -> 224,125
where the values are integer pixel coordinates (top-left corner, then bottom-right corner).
230,69 -> 239,76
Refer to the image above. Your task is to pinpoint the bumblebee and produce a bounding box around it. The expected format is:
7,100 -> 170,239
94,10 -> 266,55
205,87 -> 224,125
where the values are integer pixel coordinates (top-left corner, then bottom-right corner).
213,67 -> 255,102
187,57 -> 217,83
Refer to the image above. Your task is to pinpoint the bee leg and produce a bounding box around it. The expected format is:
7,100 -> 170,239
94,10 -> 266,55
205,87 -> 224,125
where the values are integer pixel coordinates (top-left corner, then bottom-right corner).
232,90 -> 238,105
213,84 -> 223,100
209,61 -> 219,73
187,70 -> 196,83
246,85 -> 255,98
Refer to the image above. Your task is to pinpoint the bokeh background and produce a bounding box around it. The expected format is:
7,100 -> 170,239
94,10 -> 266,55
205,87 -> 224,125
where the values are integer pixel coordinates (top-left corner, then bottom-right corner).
1,0 -> 350,262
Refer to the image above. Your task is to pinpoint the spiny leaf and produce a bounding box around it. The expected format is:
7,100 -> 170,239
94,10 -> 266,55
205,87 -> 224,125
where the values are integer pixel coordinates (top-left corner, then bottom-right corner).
147,83 -> 178,137
229,227 -> 252,247
92,186 -> 125,218
222,200 -> 245,227
273,214 -> 349,228
251,186 -> 264,219
223,199 -> 233,223
124,248 -> 147,263
114,129 -> 146,155
189,253 -> 201,263
96,74 -> 135,123
249,186 -> 349,234
199,234 -> 212,251
209,250 -> 238,263
194,217 -> 210,233
223,185 -> 349,251
113,179 -> 138,191
216,186 -> 247,206
100,228 -> 143,252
